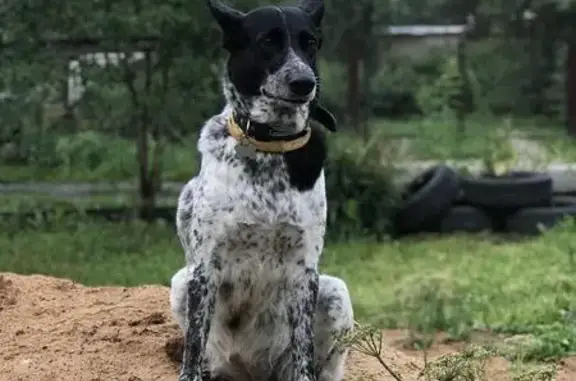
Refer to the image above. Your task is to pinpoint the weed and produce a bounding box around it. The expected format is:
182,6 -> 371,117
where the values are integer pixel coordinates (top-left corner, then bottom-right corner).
510,365 -> 558,381
419,346 -> 492,381
340,322 -> 558,381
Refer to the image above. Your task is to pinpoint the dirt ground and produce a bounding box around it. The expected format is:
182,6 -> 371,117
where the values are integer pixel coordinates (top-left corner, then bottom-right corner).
1,273 -> 575,381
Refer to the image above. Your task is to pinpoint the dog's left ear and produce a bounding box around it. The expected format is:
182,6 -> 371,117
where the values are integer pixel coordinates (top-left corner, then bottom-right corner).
297,0 -> 325,27
207,0 -> 245,36
310,102 -> 336,132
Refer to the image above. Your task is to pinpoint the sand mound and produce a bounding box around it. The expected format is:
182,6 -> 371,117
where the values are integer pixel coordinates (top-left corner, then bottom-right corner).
0,273 -> 574,381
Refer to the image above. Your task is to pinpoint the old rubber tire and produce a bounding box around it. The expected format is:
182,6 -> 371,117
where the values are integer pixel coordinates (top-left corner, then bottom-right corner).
505,196 -> 576,235
437,205 -> 494,233
461,171 -> 552,208
394,164 -> 459,234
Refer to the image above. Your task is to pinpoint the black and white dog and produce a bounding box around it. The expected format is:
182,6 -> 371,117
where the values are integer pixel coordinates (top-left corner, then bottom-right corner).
170,1 -> 354,381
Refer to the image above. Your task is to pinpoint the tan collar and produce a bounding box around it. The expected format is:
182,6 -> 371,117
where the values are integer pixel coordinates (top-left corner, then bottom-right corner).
226,115 -> 311,153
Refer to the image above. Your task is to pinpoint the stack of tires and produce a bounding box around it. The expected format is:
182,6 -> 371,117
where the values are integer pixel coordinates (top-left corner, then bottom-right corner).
393,164 -> 576,236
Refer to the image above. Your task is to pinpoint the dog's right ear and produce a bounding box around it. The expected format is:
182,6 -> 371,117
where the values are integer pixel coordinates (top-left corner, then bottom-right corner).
310,102 -> 336,132
207,0 -> 245,37
297,0 -> 324,27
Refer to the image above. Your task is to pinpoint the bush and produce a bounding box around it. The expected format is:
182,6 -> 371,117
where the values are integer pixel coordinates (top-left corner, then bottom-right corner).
416,55 -> 474,117
368,51 -> 445,118
318,59 -> 347,120
1,129 -> 137,181
324,132 -> 400,241
467,39 -> 532,115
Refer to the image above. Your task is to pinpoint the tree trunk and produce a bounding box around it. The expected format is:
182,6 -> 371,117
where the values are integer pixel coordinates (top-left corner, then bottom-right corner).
456,36 -> 467,134
360,0 -> 374,140
567,42 -> 576,136
347,42 -> 360,130
137,50 -> 156,221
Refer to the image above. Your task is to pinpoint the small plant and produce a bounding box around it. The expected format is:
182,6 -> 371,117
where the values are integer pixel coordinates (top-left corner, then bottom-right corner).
511,364 -> 558,381
325,132 -> 401,241
388,274 -> 481,346
420,345 -> 492,381
338,322 -> 404,381
416,56 -> 470,119
338,321 -> 559,381
481,118 -> 518,176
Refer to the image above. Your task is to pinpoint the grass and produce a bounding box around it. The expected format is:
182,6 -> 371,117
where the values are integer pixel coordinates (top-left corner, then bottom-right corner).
324,228 -> 576,363
0,131 -> 200,183
370,115 -> 575,162
2,116 -> 575,184
0,193 -> 179,212
2,216 -> 576,365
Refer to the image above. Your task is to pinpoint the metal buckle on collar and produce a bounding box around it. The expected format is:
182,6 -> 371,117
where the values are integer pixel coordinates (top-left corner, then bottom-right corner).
235,119 -> 257,159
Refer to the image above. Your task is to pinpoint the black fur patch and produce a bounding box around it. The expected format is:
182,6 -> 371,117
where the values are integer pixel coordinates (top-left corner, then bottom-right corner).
283,125 -> 327,191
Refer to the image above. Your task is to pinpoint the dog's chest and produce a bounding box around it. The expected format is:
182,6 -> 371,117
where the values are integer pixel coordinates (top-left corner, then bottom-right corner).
195,135 -> 327,228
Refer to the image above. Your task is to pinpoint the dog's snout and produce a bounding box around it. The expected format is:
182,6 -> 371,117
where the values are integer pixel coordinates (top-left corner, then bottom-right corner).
288,77 -> 316,96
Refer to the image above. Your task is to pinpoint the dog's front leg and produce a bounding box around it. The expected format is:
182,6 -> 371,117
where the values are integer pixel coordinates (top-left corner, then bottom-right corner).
288,267 -> 320,381
179,261 -> 217,381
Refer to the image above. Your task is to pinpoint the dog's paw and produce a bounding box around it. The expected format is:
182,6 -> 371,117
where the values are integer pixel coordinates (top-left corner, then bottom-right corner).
297,376 -> 315,381
177,371 -> 202,381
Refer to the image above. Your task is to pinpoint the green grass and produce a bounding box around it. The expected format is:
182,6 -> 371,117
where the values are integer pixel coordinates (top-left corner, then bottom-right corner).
2,116 -> 575,184
370,115 -> 575,161
2,217 -> 576,361
0,193 -> 179,212
0,132 -> 199,183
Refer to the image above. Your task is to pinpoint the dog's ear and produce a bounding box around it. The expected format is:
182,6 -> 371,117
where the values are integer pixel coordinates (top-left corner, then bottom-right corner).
310,102 -> 336,132
297,0 -> 324,27
207,0 -> 245,36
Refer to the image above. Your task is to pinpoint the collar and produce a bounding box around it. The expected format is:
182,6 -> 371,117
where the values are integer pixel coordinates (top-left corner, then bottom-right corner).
226,113 -> 311,153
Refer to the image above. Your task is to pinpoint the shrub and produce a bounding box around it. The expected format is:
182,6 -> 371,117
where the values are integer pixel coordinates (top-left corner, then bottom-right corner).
318,59 -> 348,119
368,52 -> 445,118
324,132 -> 400,241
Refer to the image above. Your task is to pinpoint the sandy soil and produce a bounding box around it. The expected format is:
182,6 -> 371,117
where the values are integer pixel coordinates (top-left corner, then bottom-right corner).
0,272 -> 574,381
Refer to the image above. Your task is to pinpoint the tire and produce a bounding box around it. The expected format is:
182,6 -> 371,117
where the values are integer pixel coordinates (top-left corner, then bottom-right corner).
394,165 -> 459,234
461,171 -> 552,208
505,196 -> 576,235
436,205 -> 494,233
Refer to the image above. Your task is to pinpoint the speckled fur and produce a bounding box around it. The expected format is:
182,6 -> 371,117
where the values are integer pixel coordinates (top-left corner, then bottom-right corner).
172,2 -> 353,381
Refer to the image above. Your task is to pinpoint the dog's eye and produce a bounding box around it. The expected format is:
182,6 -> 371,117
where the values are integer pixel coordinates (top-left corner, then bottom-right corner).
259,31 -> 282,51
301,36 -> 318,54
261,36 -> 275,48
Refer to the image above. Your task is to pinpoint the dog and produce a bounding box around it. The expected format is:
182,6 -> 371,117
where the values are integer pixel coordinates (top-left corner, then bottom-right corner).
170,1 -> 354,381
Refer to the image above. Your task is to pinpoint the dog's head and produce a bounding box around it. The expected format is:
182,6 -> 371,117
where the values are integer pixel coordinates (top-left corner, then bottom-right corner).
208,0 -> 335,132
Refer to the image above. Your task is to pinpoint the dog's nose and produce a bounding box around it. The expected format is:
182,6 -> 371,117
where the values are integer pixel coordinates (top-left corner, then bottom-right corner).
289,77 -> 316,96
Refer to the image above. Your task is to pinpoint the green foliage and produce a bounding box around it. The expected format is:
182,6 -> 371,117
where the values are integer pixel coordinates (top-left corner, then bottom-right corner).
416,51 -> 474,119
498,323 -> 576,362
467,40 -> 533,115
366,52 -> 445,117
420,346 -> 493,381
392,275 -> 481,345
0,130 -> 199,182
324,133 -> 400,241
318,59 -> 348,118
